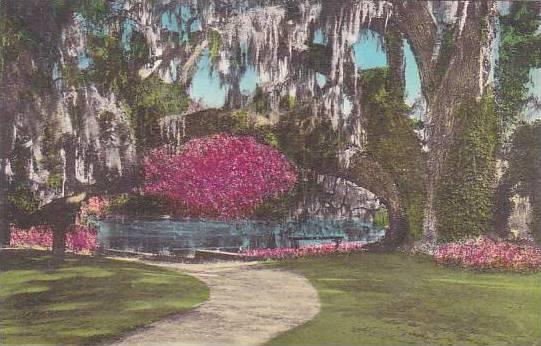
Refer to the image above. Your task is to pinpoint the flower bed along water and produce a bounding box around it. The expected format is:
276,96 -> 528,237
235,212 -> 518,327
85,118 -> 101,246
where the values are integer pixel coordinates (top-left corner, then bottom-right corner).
9,225 -> 98,253
240,241 -> 366,260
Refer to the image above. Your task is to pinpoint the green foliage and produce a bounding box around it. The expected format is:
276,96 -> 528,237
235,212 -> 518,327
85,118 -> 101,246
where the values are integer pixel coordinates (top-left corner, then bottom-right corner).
252,187 -> 298,221
107,193 -> 169,216
1,1 -> 76,77
209,30 -> 221,62
61,63 -> 85,87
46,174 -> 63,190
360,67 -> 426,240
86,34 -> 130,94
0,8 -> 29,76
107,193 -> 130,210
7,184 -> 39,215
231,110 -> 250,131
6,138 -> 40,217
253,86 -> 269,114
493,3 -> 540,240
85,29 -> 190,149
436,96 -> 499,241
131,75 -> 189,148
373,208 -> 389,229
279,95 -> 296,110
134,75 -> 187,113
76,0 -> 110,25
41,121 -> 64,179
496,2 -> 541,131
274,111 -> 346,172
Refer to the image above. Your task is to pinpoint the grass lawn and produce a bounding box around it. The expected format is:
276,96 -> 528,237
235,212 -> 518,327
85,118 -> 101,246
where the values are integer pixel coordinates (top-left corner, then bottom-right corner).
269,252 -> 541,345
0,249 -> 209,345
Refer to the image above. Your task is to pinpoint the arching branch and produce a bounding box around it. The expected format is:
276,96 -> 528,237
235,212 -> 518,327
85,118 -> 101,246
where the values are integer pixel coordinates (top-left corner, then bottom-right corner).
318,151 -> 410,250
389,1 -> 438,99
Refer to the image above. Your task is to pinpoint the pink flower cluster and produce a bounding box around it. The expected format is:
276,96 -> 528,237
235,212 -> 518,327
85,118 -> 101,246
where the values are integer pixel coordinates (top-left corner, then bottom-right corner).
144,134 -> 298,219
9,225 -> 97,253
80,196 -> 110,221
9,225 -> 53,249
434,237 -> 541,272
66,225 -> 98,253
241,241 -> 366,260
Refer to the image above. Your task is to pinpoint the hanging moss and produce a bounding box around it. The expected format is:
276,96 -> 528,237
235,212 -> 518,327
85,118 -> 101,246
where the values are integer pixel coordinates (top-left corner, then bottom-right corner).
436,96 -> 499,241
84,28 -> 191,149
41,120 -> 64,181
6,138 -> 40,216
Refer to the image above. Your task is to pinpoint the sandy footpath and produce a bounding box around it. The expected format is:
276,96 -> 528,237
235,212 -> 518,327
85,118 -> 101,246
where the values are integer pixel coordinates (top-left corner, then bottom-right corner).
110,260 -> 320,346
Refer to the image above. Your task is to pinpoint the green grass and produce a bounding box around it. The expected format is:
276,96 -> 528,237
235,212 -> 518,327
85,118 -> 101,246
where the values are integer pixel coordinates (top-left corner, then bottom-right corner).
269,253 -> 541,345
0,249 -> 209,345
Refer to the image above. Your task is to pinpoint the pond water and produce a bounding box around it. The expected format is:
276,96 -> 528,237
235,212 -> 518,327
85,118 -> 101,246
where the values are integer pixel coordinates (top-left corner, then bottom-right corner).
97,218 -> 385,254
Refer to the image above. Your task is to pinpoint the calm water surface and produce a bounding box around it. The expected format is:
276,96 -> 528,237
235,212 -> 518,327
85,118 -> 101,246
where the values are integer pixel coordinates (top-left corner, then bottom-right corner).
97,218 -> 385,254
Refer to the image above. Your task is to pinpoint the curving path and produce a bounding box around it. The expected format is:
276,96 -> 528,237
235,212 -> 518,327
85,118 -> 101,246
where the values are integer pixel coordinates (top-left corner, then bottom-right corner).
111,260 -> 320,346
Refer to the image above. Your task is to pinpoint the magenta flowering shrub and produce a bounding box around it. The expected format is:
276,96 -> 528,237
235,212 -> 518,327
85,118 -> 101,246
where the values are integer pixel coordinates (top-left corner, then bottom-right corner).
144,134 -> 298,218
9,226 -> 53,249
10,225 -> 97,253
240,241 -> 366,260
434,237 -> 541,272
66,225 -> 98,253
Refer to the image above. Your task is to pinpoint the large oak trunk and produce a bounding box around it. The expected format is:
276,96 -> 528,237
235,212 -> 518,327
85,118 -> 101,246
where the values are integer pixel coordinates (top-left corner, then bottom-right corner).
393,1 -> 495,244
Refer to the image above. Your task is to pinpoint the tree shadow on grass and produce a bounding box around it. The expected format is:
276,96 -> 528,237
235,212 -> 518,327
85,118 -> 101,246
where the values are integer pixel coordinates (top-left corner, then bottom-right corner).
0,249 -> 208,345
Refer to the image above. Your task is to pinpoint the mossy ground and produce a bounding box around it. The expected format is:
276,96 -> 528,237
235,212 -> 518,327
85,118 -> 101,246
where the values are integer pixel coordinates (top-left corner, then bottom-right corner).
269,252 -> 541,345
0,249 -> 209,345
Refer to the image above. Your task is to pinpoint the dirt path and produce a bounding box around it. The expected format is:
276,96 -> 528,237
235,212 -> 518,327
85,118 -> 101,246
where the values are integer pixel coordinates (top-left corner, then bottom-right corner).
111,261 -> 320,346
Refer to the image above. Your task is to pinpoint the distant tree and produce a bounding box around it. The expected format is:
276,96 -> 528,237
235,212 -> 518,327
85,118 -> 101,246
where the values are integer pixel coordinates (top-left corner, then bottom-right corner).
144,134 -> 298,219
11,191 -> 92,257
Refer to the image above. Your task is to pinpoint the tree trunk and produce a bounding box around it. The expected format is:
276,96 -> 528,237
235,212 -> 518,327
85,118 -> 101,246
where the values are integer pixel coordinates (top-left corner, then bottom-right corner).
0,192 -> 10,247
0,158 -> 10,246
392,1 -> 495,244
0,119 -> 13,248
52,227 -> 67,257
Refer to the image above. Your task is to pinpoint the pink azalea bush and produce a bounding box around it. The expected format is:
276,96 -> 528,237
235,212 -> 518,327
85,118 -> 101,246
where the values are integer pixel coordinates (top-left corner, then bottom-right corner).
10,225 -> 97,253
9,225 -> 53,249
79,196 -> 110,222
66,225 -> 98,253
144,134 -> 298,218
434,237 -> 541,272
241,241 -> 366,260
